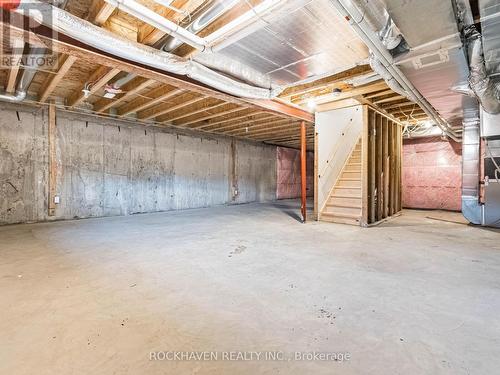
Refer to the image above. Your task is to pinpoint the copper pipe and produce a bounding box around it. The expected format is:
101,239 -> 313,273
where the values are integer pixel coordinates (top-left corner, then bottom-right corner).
300,121 -> 307,223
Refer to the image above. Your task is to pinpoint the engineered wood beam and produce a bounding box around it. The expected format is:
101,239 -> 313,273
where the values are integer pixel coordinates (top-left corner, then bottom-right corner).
308,81 -> 387,107
279,64 -> 372,98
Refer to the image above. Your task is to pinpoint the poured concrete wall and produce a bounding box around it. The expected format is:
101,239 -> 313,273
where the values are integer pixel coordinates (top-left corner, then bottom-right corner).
403,136 -> 462,211
0,103 -> 277,225
276,147 -> 313,199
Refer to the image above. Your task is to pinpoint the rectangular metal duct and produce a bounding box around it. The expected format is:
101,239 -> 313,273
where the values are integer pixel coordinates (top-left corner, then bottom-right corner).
384,0 -> 459,48
479,0 -> 500,77
481,109 -> 500,138
385,0 -> 474,130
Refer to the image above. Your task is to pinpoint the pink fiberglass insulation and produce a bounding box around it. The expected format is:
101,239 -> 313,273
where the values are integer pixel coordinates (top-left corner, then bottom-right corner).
403,136 -> 462,211
276,147 -> 314,199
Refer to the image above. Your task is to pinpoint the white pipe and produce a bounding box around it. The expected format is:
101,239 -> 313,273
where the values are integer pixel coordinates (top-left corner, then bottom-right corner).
107,0 -> 289,53
103,0 -> 286,90
6,0 -> 280,99
105,0 -> 209,51
328,0 -> 461,141
150,0 -> 189,19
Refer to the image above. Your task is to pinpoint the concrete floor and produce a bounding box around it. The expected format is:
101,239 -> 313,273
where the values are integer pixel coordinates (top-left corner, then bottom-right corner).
1,200 -> 500,375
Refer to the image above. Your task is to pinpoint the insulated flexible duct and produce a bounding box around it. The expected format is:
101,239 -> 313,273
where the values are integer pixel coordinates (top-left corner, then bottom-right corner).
469,35 -> 500,114
2,0 -> 281,100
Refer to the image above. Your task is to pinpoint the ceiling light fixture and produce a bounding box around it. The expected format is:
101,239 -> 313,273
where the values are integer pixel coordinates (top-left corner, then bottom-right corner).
307,98 -> 317,110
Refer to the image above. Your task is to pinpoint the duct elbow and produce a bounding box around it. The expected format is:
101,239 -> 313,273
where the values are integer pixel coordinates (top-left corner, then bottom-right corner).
462,196 -> 483,225
468,36 -> 500,114
0,90 -> 27,103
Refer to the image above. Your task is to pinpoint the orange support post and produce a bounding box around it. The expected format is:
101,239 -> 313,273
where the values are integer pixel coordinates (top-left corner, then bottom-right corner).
300,121 -> 307,223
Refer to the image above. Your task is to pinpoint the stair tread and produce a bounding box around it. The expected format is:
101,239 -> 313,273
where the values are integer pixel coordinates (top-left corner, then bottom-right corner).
331,194 -> 362,203
322,212 -> 361,220
326,202 -> 362,209
322,137 -> 363,226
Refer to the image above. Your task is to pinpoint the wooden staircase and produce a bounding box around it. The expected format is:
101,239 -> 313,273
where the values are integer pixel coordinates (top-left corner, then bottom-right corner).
321,138 -> 362,226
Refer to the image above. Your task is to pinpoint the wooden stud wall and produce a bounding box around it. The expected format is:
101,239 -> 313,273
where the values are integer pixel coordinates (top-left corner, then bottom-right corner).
362,107 -> 402,225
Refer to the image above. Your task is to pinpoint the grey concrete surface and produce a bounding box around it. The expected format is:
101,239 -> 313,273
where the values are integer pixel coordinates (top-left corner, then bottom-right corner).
0,103 -> 277,225
1,201 -> 499,374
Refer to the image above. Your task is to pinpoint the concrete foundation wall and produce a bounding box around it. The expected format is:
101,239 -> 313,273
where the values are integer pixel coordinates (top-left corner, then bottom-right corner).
403,136 -> 462,211
276,147 -> 313,199
0,104 -> 277,225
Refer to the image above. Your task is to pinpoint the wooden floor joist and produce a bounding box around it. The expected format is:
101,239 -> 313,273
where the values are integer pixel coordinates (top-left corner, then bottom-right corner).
39,54 -> 78,103
139,94 -> 206,120
117,87 -> 184,117
94,78 -> 156,113
67,66 -> 121,108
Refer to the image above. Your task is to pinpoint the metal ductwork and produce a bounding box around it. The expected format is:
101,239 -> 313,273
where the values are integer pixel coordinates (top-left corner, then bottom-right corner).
383,0 -> 475,137
194,52 -> 275,89
479,0 -> 500,78
0,47 -> 45,102
4,0 -> 282,100
161,0 -> 239,52
461,117 -> 483,225
105,0 -> 210,51
462,112 -> 500,227
469,34 -> 500,114
105,0 -> 288,90
328,0 -> 460,141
